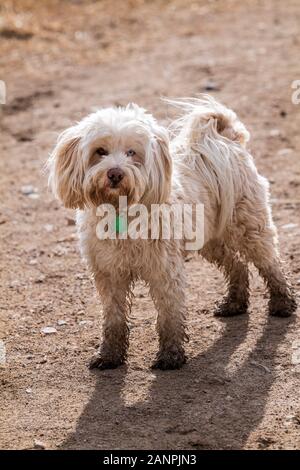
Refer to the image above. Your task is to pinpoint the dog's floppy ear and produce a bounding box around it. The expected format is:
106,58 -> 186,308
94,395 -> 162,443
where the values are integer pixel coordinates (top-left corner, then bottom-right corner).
144,124 -> 172,205
48,126 -> 85,209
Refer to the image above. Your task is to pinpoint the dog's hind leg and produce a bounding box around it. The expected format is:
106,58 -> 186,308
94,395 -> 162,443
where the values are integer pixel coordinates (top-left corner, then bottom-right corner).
235,188 -> 297,318
202,241 -> 250,316
89,273 -> 132,369
243,228 -> 297,317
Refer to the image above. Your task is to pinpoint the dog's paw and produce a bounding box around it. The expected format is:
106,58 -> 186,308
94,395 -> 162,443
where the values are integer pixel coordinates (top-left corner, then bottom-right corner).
214,298 -> 248,317
269,294 -> 297,318
88,354 -> 124,370
151,349 -> 186,370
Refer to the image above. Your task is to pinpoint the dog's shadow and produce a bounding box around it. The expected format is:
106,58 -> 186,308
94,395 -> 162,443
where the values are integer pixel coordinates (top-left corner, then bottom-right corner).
61,313 -> 295,450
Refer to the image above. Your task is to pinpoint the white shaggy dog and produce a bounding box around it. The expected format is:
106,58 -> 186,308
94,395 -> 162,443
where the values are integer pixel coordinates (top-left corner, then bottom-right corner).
48,96 -> 297,370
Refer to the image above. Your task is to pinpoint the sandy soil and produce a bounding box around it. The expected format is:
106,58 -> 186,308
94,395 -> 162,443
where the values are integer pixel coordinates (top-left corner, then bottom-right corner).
0,0 -> 300,450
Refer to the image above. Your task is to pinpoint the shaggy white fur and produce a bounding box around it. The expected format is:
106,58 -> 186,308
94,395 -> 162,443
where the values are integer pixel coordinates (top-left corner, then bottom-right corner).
48,95 -> 297,370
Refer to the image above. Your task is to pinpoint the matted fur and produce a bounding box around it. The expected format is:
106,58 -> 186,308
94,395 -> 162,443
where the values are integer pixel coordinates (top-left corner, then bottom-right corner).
48,95 -> 297,370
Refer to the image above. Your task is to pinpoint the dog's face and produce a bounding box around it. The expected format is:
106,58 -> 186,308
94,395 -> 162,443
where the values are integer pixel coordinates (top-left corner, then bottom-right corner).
48,104 -> 172,209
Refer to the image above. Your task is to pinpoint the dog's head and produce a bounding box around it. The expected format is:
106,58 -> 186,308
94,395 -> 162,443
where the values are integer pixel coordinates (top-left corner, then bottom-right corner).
48,104 -> 172,209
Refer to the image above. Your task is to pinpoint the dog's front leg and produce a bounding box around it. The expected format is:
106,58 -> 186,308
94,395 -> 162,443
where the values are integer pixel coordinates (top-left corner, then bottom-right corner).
89,273 -> 132,370
148,261 -> 187,370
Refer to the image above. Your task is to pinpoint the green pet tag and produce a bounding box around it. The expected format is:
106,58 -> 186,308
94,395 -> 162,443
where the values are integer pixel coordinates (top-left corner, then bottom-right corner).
115,214 -> 127,234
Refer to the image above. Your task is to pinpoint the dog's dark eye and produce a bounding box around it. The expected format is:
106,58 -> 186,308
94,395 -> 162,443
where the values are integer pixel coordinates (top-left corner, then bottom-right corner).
96,147 -> 108,156
126,149 -> 136,157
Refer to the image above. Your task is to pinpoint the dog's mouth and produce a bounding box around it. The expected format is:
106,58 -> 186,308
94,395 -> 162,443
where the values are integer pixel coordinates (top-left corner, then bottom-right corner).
101,178 -> 130,201
106,180 -> 126,193
109,181 -> 121,189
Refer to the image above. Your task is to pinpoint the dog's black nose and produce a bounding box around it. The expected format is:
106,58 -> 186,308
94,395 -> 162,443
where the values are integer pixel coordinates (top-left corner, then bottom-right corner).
107,167 -> 124,185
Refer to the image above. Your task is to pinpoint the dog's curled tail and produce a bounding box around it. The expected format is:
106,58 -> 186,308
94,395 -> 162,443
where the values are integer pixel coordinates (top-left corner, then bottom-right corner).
166,94 -> 250,148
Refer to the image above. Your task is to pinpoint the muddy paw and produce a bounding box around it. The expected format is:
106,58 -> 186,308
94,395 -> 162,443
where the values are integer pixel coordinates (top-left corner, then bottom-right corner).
151,350 -> 186,370
214,299 -> 248,317
269,295 -> 297,318
88,354 -> 124,370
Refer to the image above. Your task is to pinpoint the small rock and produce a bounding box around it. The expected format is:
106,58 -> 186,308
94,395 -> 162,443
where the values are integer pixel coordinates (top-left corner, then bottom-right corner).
269,129 -> 281,137
285,414 -> 296,422
57,319 -> 67,326
25,388 -> 33,394
28,193 -> 40,200
34,275 -> 46,284
202,80 -> 220,91
34,439 -> 46,450
41,326 -> 57,335
66,217 -> 76,226
286,414 -> 300,424
29,259 -> 38,265
57,234 -> 76,243
52,247 -> 67,257
9,280 -> 20,288
21,185 -> 37,196
250,360 -> 271,373
78,320 -> 93,326
44,224 -> 54,232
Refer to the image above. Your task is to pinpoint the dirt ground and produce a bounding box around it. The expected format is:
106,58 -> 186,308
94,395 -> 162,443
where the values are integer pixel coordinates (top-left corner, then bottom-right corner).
0,0 -> 300,450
